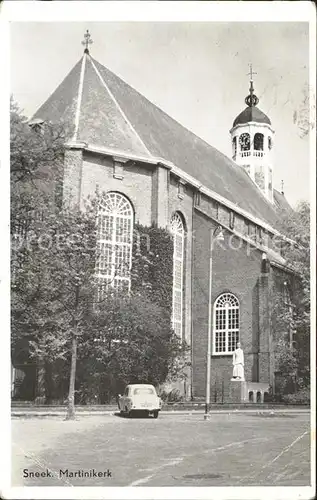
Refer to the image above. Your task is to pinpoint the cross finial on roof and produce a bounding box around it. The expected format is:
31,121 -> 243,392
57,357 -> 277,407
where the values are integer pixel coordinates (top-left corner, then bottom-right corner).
245,63 -> 259,108
82,29 -> 93,54
281,180 -> 284,195
247,63 -> 257,82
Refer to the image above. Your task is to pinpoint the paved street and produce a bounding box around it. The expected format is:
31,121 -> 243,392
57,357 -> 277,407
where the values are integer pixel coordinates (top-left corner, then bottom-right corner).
12,412 -> 311,487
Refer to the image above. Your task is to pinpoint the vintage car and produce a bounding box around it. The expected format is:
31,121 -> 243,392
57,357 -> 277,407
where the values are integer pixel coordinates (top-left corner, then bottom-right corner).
117,384 -> 162,418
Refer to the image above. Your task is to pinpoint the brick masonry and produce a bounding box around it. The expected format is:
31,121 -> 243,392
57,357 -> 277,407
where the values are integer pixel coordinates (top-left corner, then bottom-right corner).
81,152 -> 153,227
192,209 -> 274,400
228,381 -> 245,403
63,147 -> 84,207
62,147 -> 289,401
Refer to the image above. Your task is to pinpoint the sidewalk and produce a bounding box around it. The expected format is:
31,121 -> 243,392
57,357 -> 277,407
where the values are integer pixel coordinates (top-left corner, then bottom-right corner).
11,407 -> 310,418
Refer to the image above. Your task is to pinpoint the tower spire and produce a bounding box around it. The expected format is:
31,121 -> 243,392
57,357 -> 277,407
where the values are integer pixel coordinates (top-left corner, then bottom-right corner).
81,29 -> 93,54
245,64 -> 259,107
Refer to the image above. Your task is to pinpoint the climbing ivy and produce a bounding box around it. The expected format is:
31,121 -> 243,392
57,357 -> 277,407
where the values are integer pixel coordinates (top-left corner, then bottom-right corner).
131,223 -> 174,317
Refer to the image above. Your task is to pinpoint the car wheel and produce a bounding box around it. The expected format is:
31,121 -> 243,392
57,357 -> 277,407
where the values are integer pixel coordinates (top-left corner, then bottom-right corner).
153,410 -> 159,419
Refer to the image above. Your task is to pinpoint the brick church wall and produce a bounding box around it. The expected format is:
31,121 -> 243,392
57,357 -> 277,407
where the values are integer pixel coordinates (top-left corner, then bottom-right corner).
270,265 -> 296,393
80,152 -> 153,226
192,208 -> 272,399
151,166 -> 169,227
63,147 -> 83,207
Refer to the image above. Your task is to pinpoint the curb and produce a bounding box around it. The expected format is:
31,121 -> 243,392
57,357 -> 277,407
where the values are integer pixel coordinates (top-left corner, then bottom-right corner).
11,408 -> 310,418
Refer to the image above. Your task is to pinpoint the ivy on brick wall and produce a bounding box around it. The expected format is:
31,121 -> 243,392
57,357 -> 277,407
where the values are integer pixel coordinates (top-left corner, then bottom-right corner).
131,223 -> 174,317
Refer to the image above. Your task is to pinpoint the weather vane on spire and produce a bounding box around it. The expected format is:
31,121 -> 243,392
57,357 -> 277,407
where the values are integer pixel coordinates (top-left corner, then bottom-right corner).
245,63 -> 259,108
82,30 -> 93,54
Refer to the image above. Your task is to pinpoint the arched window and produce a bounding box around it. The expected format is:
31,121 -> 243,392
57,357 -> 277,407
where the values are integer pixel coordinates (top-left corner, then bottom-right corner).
96,192 -> 133,299
213,293 -> 239,355
268,136 -> 272,150
171,212 -> 185,338
254,133 -> 264,151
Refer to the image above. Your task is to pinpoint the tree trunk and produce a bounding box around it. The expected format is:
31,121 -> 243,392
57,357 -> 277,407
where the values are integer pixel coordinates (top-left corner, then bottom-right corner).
35,356 -> 46,404
66,334 -> 78,420
44,361 -> 53,405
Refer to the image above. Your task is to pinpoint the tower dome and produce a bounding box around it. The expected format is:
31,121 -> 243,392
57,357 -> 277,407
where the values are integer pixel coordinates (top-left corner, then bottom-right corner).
230,66 -> 275,203
233,106 -> 271,128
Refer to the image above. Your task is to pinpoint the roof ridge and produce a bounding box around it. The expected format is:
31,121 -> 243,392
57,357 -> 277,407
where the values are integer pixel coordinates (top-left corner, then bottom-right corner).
89,56 -> 152,157
73,54 -> 87,141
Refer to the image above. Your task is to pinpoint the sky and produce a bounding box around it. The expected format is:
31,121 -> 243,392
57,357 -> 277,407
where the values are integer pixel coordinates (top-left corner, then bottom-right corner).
10,21 -> 311,207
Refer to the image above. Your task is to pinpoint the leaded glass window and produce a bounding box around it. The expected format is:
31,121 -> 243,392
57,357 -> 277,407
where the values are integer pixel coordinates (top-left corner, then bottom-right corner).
96,192 -> 133,301
213,293 -> 240,354
171,212 -> 185,339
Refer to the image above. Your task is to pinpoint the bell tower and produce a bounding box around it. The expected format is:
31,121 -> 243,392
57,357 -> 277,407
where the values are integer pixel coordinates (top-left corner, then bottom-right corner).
230,65 -> 275,203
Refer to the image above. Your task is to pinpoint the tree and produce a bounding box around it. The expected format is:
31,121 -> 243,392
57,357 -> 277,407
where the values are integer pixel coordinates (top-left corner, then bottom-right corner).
10,97 -> 69,185
273,201 -> 310,399
11,204 -> 98,419
76,292 -> 189,403
11,98 -> 98,419
10,98 -> 67,403
10,97 -> 70,226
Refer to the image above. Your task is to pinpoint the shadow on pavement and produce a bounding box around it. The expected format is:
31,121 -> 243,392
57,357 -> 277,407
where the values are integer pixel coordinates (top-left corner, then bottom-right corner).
114,411 -> 156,419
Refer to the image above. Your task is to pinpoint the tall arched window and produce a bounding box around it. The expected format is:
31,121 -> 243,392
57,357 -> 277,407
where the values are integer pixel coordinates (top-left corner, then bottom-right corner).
254,133 -> 264,151
96,192 -> 133,299
213,293 -> 240,355
171,212 -> 185,338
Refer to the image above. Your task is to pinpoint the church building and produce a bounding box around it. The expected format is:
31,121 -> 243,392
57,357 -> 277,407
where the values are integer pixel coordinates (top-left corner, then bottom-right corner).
28,31 -> 294,402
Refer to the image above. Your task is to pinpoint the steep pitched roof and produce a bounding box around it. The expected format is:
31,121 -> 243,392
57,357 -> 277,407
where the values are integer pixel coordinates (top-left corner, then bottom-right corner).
273,189 -> 293,213
33,58 -> 82,132
33,55 -> 151,157
33,52 -> 282,229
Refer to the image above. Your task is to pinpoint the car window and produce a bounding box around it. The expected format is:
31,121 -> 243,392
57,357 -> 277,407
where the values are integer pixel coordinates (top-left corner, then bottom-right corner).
124,387 -> 129,396
133,388 -> 155,395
